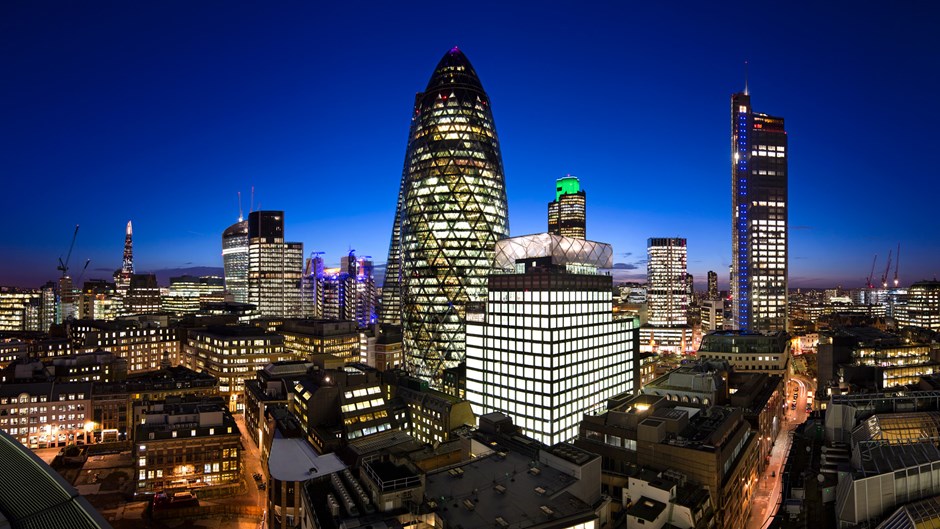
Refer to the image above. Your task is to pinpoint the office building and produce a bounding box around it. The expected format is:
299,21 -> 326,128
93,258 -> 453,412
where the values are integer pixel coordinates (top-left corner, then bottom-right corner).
696,330 -> 790,378
222,218 -> 249,304
279,319 -> 360,362
817,327 -> 935,397
134,398 -> 241,494
547,175 -> 586,239
730,91 -> 788,332
466,233 -> 635,446
163,275 -> 225,314
185,324 -> 296,412
701,298 -> 725,331
39,281 -> 56,332
576,395 -> 757,529
897,280 -> 940,331
78,280 -> 116,321
248,211 -> 304,318
124,274 -> 161,315
304,251 -> 377,327
0,287 -> 40,331
382,47 -> 510,380
69,319 -> 180,374
640,238 -> 691,354
707,270 -> 719,300
0,382 -> 93,448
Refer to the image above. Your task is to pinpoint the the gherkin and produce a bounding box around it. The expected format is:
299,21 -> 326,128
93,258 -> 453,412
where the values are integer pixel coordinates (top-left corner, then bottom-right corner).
381,47 -> 509,380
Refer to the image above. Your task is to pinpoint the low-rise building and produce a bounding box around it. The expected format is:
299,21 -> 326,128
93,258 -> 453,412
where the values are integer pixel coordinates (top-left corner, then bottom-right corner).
0,382 -> 93,448
279,319 -> 360,363
69,319 -> 180,374
696,330 -> 790,378
134,397 -> 241,494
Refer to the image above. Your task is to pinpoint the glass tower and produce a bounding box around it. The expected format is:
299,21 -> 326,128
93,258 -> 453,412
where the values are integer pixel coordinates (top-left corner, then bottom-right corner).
383,47 -> 509,380
731,92 -> 788,332
222,219 -> 249,304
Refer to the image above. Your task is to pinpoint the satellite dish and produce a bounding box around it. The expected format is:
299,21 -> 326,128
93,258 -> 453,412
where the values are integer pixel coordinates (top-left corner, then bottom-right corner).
806,446 -> 811,453
817,474 -> 825,483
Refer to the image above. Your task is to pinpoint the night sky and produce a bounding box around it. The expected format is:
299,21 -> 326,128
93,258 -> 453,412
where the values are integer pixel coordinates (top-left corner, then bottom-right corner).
2,2 -> 938,289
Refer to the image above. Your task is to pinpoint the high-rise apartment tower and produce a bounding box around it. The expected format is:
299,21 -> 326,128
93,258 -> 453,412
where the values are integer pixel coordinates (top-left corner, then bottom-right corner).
731,92 -> 788,332
381,47 -> 509,380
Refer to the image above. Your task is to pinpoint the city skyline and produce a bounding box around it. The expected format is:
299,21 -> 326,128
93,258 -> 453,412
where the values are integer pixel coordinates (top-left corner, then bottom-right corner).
3,3 -> 940,289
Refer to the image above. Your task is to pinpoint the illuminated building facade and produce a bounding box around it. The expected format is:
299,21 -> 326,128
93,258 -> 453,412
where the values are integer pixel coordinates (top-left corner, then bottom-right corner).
466,233 -> 635,446
547,175 -> 586,239
305,251 -> 377,327
707,270 -> 719,300
124,274 -> 162,315
0,288 -> 40,331
134,398 -> 241,494
279,319 -> 360,363
0,382 -> 93,448
164,275 -> 225,315
222,219 -> 249,304
184,325 -> 297,412
731,92 -> 788,333
247,211 -> 303,318
898,280 -> 940,331
70,319 -> 181,374
383,47 -> 509,380
640,238 -> 691,354
697,330 -> 790,378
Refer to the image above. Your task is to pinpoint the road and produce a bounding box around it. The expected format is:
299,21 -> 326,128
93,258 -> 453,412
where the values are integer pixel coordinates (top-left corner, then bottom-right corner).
747,375 -> 815,529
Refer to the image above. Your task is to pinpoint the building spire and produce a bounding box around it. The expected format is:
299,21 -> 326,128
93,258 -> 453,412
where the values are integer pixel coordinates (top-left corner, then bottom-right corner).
744,59 -> 749,96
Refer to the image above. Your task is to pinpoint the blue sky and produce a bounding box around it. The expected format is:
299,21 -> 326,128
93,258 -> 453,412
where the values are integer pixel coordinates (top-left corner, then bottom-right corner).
2,1 -> 938,289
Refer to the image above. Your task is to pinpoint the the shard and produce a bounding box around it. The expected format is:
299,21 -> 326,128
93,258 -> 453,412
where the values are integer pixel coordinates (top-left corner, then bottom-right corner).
381,47 -> 509,380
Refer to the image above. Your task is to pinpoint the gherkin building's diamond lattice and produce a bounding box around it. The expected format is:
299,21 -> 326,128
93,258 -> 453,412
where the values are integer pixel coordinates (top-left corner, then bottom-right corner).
382,47 -> 509,381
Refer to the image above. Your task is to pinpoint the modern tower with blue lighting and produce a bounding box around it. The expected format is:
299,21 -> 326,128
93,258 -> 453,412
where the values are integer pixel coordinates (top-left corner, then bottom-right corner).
730,91 -> 788,333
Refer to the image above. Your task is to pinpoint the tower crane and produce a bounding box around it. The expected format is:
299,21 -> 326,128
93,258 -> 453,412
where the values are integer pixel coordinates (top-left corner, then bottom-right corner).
75,259 -> 91,285
894,244 -> 900,288
881,249 -> 892,289
866,255 -> 877,289
57,225 -> 80,277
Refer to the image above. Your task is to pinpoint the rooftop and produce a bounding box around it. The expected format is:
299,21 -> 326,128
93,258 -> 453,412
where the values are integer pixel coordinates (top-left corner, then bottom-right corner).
424,448 -> 594,529
268,435 -> 345,482
493,233 -> 613,271
0,430 -> 112,529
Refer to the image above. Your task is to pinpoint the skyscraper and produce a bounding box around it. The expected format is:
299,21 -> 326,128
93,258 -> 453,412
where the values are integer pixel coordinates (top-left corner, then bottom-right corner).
547,175 -> 586,239
222,219 -> 249,304
114,221 -> 133,299
382,47 -> 509,380
247,211 -> 303,318
731,91 -> 788,332
465,233 -> 634,445
640,237 -> 691,353
707,270 -> 719,300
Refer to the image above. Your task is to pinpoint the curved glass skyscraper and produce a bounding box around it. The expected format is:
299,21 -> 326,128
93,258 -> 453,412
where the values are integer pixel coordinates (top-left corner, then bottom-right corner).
222,219 -> 249,304
382,47 -> 509,380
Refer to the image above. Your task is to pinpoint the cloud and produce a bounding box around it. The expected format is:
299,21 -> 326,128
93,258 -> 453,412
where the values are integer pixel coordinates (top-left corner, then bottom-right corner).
620,252 -> 633,258
93,267 -> 114,272
790,225 -> 814,231
612,262 -> 638,270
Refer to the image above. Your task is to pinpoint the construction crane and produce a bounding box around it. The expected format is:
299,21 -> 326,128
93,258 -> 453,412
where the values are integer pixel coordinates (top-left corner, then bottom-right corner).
866,255 -> 877,289
894,244 -> 901,288
881,249 -> 893,289
57,225 -> 80,277
75,259 -> 91,285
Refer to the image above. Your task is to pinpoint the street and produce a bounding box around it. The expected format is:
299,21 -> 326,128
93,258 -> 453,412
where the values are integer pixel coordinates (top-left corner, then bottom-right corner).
747,374 -> 815,529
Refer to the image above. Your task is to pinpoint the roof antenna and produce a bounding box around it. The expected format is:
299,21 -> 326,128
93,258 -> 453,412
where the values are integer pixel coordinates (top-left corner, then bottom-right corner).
744,59 -> 749,96
237,191 -> 244,223
250,186 -> 255,214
